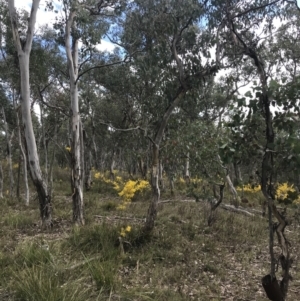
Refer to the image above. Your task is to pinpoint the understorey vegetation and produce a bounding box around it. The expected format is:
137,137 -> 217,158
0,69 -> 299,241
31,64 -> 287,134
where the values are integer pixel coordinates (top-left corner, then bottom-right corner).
0,170 -> 299,300
0,0 -> 300,300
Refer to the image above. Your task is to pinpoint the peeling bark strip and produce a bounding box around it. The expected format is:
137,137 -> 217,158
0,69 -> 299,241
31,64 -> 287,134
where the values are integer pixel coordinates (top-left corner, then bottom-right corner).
228,11 -> 291,300
8,0 -> 51,226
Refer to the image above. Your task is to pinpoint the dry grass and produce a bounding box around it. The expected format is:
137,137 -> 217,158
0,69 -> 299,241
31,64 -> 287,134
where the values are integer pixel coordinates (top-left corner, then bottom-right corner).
0,176 -> 299,301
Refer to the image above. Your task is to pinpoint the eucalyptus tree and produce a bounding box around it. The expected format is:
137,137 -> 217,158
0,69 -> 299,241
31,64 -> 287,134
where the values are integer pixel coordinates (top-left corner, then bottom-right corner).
47,0 -> 128,225
31,27 -> 67,184
120,0 -> 222,232
7,0 -> 53,226
209,0 -> 293,298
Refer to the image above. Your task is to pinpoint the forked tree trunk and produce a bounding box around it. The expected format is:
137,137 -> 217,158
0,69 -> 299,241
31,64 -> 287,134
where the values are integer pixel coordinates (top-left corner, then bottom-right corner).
8,0 -> 50,224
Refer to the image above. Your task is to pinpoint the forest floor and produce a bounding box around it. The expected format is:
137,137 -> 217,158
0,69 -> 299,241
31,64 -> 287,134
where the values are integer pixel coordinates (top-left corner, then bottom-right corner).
0,174 -> 300,301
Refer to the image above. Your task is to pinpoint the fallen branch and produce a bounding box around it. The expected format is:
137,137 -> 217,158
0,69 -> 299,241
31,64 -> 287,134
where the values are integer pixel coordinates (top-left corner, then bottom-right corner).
158,198 -> 256,217
219,204 -> 254,217
158,199 -> 195,204
94,215 -> 145,222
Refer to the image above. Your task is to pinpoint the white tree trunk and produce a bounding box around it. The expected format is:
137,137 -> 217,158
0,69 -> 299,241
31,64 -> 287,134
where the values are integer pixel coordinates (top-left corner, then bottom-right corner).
158,159 -> 164,190
184,151 -> 190,184
65,9 -> 85,225
8,0 -> 51,225
39,102 -> 48,184
226,174 -> 240,207
14,102 -> 30,206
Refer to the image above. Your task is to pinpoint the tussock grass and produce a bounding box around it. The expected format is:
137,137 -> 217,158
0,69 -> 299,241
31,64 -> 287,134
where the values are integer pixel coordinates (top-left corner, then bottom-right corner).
12,264 -> 90,301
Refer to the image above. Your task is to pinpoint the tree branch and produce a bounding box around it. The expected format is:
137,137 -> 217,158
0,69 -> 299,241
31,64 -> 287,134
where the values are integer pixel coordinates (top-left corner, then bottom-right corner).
232,0 -> 282,19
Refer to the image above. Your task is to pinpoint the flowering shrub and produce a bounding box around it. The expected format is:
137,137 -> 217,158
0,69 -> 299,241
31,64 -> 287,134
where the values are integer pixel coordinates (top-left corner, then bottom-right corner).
237,184 -> 261,193
276,183 -> 294,200
93,172 -> 123,192
117,180 -> 150,210
293,197 -> 300,206
93,171 -> 150,210
120,225 -> 131,237
275,182 -> 298,204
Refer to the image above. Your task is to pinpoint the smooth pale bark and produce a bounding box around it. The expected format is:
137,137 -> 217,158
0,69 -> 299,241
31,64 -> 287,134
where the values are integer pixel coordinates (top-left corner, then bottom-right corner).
109,149 -> 116,181
225,174 -> 240,207
158,159 -> 164,190
8,0 -> 50,222
91,112 -> 99,169
184,152 -> 190,184
48,121 -> 57,199
2,107 -> 14,197
15,104 -> 29,205
65,9 -> 85,225
39,102 -> 48,184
